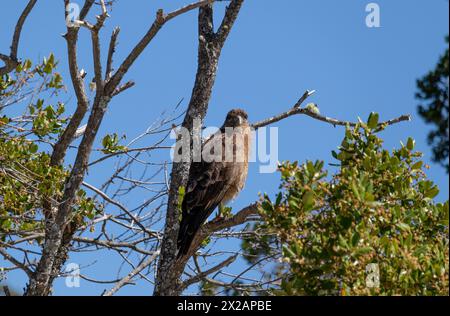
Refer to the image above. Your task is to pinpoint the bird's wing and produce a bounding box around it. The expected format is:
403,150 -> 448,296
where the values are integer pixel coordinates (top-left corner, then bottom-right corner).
177,132 -> 239,255
182,131 -> 236,217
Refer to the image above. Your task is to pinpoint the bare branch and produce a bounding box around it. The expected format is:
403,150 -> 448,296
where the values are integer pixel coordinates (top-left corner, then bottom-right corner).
72,236 -> 157,255
165,0 -> 215,21
180,254 -> 237,291
111,80 -> 135,97
105,27 -> 121,80
79,0 -> 95,20
51,1 -> 97,166
91,0 -> 110,92
88,145 -> 171,167
215,0 -> 244,46
0,0 -> 38,76
105,0 -> 216,96
176,203 -> 259,263
0,248 -> 33,278
102,250 -> 160,296
204,203 -> 259,233
82,182 -> 159,238
252,90 -> 411,130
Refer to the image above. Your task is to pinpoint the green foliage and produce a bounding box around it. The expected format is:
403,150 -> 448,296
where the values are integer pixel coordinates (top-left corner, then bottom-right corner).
101,133 -> 127,154
241,222 -> 278,265
416,36 -> 449,172
0,136 -> 67,234
0,55 -> 102,238
30,100 -> 66,137
256,114 -> 449,295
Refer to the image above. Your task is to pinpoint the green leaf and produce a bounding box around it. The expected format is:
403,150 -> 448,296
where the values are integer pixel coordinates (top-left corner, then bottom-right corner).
29,143 -> 38,153
302,191 -> 315,209
411,161 -> 423,170
367,112 -> 379,129
43,62 -> 53,74
338,235 -> 349,249
353,246 -> 374,256
351,232 -> 360,247
425,186 -> 439,199
397,223 -> 411,232
406,137 -> 415,151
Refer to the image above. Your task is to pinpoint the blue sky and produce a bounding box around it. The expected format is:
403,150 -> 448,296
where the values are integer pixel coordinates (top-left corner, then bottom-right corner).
0,0 -> 448,295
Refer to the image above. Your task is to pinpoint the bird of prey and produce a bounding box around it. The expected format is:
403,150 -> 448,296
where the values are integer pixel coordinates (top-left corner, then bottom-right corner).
177,109 -> 251,258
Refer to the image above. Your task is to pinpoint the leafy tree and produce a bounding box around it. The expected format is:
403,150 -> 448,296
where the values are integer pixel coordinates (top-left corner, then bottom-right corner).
243,114 -> 449,295
416,36 -> 449,172
0,57 -> 99,237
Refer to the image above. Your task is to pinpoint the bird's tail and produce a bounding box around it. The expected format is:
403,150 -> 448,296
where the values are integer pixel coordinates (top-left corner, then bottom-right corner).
177,206 -> 214,259
176,229 -> 196,259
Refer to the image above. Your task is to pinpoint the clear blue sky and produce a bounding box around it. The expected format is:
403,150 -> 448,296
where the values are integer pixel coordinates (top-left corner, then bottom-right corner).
1,0 -> 448,295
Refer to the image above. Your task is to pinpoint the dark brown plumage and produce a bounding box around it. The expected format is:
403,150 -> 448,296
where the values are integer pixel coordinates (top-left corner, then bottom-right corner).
177,109 -> 251,258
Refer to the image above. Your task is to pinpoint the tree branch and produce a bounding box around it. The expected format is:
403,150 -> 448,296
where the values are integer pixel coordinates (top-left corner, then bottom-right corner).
111,80 -> 135,97
175,203 -> 259,265
82,182 -> 159,238
105,27 -> 120,80
252,90 -> 411,130
215,0 -> 244,46
0,248 -> 33,278
51,0 -> 97,166
105,0 -> 216,96
180,254 -> 237,291
102,250 -> 160,296
0,0 -> 37,76
204,203 -> 259,233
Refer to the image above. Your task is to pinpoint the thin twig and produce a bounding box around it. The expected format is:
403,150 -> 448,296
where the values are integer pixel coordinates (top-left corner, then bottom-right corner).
180,254 -> 237,291
0,248 -> 33,278
102,250 -> 160,296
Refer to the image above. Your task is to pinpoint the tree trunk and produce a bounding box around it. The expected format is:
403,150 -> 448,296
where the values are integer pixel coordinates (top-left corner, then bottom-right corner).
154,0 -> 244,296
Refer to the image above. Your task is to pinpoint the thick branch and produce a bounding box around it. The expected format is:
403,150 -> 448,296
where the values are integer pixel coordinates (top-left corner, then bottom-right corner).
50,0 -> 97,166
215,0 -> 244,46
204,203 -> 259,233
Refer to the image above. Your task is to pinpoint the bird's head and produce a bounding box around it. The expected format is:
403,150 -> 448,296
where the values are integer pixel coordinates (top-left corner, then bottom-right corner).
223,109 -> 249,128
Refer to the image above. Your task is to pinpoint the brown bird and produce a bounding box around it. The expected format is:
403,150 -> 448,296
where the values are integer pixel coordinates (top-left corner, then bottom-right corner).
177,109 -> 251,258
